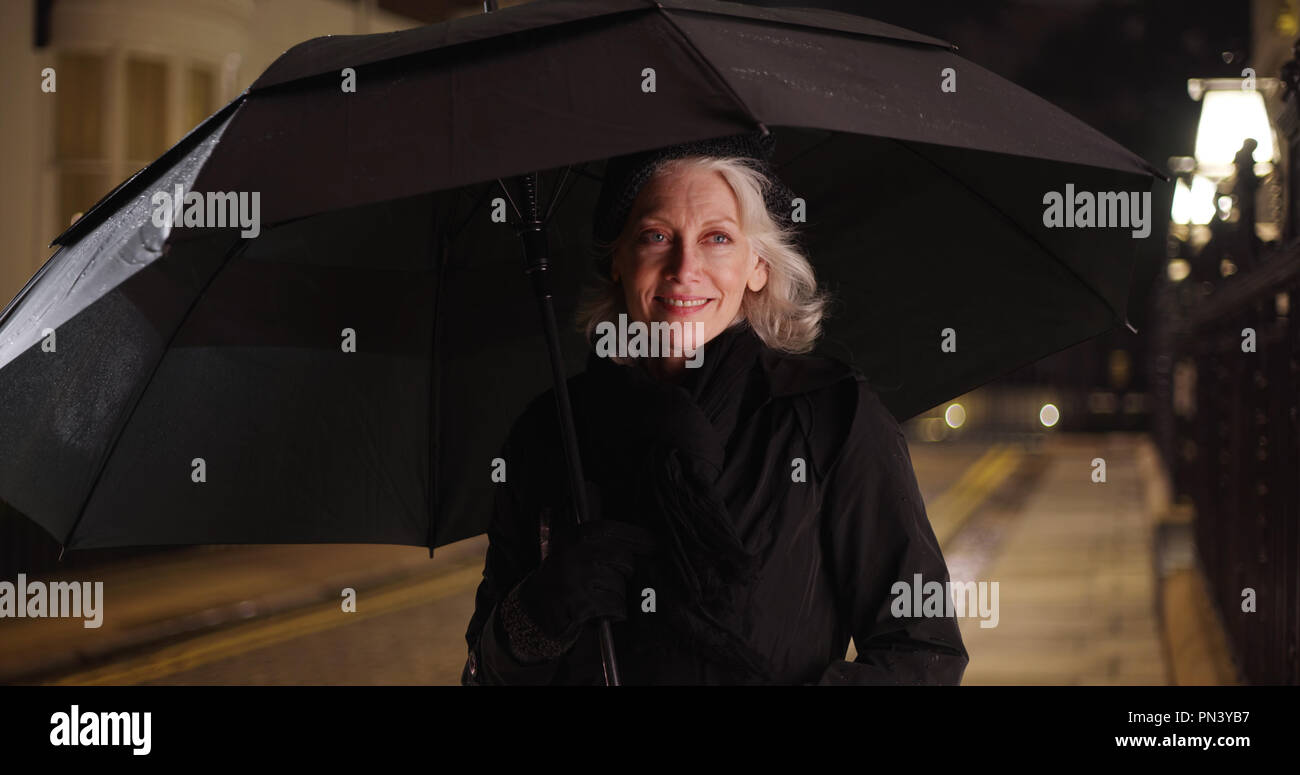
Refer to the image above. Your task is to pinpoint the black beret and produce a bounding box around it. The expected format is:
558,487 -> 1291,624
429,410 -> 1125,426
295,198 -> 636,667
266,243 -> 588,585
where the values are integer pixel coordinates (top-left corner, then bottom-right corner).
590,130 -> 799,276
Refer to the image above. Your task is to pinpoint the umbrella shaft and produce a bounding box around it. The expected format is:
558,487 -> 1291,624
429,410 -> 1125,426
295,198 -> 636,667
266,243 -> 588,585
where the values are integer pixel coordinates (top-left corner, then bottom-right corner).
518,171 -> 622,686
530,280 -> 590,524
529,276 -> 622,687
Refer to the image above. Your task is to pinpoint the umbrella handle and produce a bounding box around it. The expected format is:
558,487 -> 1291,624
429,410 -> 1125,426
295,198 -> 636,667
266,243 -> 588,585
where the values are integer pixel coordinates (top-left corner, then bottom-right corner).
512,171 -> 623,686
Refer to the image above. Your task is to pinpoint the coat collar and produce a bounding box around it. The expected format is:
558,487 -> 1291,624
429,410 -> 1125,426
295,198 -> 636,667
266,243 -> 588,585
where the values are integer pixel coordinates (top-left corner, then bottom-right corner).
579,324 -> 859,399
758,346 -> 861,398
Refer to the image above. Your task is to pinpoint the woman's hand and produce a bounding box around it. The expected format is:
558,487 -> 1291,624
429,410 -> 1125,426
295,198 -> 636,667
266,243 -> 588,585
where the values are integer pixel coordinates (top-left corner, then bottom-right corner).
499,519 -> 657,663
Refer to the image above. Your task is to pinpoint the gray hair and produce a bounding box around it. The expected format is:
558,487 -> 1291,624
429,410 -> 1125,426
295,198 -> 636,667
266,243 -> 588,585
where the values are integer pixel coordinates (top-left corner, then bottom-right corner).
579,155 -> 827,354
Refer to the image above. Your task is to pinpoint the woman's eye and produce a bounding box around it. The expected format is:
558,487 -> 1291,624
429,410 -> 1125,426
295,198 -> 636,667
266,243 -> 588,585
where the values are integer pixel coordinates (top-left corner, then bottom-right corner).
639,230 -> 730,245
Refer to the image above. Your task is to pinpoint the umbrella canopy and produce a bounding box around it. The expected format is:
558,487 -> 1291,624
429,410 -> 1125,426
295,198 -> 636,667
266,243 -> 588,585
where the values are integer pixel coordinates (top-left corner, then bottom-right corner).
0,0 -> 1162,552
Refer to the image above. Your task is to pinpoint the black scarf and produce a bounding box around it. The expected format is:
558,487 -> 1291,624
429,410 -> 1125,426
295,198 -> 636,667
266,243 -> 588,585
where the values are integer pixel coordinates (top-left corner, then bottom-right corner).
578,323 -> 774,680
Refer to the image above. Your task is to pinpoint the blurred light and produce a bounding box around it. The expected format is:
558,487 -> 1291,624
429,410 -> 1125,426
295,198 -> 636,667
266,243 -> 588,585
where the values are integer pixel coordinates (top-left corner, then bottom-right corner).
1173,360 -> 1196,418
920,417 -> 947,442
944,403 -> 966,429
1039,403 -> 1060,428
1221,258 -> 1238,277
1170,175 -> 1217,224
1167,258 -> 1191,282
1108,349 -> 1132,390
1277,291 -> 1289,317
1193,89 -> 1276,177
1189,224 -> 1212,250
1216,195 -> 1233,219
1278,11 -> 1298,37
1088,391 -> 1118,414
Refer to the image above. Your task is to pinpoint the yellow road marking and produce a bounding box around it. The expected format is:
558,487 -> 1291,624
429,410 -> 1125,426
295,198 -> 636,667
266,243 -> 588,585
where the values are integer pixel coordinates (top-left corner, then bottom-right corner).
926,444 -> 1023,546
50,563 -> 485,686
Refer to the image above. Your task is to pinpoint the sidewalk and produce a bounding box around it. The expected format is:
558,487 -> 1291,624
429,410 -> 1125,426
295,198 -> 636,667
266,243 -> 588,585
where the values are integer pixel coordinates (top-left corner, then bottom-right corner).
955,432 -> 1168,685
0,536 -> 487,682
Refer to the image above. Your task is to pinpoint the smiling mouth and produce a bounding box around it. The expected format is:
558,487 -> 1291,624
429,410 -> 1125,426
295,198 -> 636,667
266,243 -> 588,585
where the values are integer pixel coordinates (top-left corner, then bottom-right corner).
654,296 -> 711,310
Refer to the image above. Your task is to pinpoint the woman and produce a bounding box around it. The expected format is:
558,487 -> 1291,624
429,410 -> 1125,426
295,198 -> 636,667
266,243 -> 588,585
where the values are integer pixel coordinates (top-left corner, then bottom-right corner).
462,132 -> 969,685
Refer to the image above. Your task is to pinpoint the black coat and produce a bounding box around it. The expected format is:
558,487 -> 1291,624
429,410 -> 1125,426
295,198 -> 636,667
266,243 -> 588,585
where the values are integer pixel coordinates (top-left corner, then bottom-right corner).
462,339 -> 969,685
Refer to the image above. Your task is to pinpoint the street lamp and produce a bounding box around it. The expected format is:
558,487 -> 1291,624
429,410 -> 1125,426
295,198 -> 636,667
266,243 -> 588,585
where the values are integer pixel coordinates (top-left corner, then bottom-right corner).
1170,174 -> 1218,225
1188,79 -> 1278,179
1168,76 -> 1283,264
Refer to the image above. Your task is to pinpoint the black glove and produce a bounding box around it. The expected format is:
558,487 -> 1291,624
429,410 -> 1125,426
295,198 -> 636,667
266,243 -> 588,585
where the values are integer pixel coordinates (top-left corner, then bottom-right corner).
499,519 -> 657,663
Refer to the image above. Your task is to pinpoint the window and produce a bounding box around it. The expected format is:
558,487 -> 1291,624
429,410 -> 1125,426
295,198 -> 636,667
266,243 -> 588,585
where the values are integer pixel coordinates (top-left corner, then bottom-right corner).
51,53 -> 221,233
54,51 -> 109,228
125,56 -> 168,164
187,66 -> 216,131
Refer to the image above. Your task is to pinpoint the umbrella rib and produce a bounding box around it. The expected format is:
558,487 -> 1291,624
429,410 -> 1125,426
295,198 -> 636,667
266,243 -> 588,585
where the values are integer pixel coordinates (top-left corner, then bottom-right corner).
248,2 -> 954,95
651,4 -> 763,131
771,130 -> 839,177
449,182 -> 497,244
60,236 -> 252,549
52,97 -> 245,250
0,245 -> 63,332
656,3 -> 955,51
543,164 -> 575,223
547,163 -> 598,225
569,165 -> 605,185
494,178 -> 524,222
891,137 -> 1129,327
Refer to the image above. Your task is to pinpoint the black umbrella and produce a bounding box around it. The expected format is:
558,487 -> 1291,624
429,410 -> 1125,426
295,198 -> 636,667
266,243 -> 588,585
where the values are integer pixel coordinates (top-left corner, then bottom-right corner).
0,0 -> 1161,681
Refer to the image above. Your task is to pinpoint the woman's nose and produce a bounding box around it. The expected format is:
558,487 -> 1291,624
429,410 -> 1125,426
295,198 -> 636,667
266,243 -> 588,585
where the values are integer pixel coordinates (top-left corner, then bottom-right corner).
665,241 -> 703,281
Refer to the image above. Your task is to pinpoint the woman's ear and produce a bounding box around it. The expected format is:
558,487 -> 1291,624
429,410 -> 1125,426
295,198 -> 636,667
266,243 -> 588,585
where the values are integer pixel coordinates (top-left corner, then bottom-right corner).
747,255 -> 769,293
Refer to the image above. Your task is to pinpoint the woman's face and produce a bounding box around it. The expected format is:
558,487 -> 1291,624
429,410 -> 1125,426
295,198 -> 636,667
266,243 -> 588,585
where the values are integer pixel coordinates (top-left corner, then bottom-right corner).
612,166 -> 768,356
